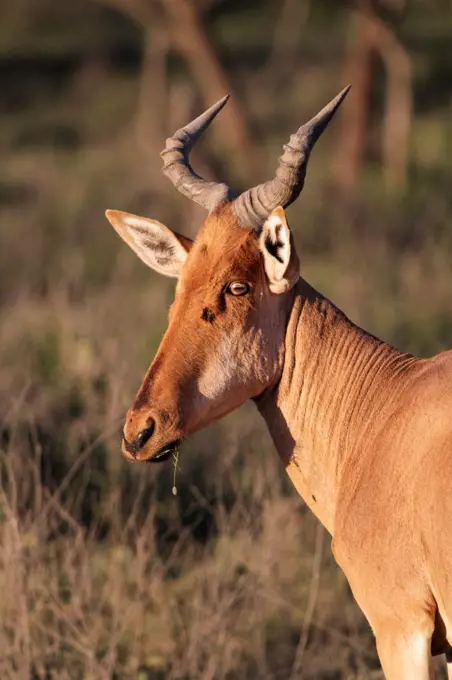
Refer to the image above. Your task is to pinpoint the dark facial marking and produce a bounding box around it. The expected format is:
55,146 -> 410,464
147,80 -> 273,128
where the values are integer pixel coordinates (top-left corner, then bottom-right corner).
201,307 -> 215,323
217,293 -> 227,314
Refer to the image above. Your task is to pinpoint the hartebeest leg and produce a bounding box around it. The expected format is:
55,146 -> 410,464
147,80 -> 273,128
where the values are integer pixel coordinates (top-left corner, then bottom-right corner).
375,631 -> 433,680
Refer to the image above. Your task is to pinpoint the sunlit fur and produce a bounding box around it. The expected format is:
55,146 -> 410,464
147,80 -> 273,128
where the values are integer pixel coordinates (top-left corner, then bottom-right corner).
123,203 -> 289,460
111,200 -> 452,680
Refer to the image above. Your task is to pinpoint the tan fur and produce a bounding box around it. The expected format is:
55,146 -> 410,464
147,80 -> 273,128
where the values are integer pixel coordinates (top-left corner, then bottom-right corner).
256,279 -> 452,678
111,202 -> 452,679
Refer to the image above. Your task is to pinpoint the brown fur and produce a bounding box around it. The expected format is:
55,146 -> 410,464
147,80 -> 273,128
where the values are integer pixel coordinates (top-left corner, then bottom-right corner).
123,205 -> 287,459
112,202 -> 452,679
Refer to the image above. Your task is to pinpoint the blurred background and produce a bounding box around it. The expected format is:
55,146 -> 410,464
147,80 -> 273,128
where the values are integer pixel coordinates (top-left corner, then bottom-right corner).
0,0 -> 451,678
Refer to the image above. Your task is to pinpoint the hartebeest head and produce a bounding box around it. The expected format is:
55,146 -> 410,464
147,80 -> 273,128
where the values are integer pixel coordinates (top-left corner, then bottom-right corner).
106,86 -> 350,462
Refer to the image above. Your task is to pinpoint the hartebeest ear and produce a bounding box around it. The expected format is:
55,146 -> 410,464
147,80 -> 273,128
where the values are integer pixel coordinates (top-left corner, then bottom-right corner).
259,206 -> 300,294
105,210 -> 193,278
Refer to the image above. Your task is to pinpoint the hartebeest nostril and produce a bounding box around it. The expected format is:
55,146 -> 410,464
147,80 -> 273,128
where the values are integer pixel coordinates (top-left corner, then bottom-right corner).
123,419 -> 155,457
134,420 -> 155,451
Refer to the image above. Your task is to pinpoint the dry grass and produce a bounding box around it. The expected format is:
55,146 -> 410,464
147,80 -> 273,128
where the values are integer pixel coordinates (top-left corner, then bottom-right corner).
0,436 -> 380,680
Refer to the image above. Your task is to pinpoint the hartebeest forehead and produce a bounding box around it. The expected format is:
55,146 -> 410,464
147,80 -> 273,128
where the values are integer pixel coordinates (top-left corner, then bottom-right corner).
178,206 -> 263,294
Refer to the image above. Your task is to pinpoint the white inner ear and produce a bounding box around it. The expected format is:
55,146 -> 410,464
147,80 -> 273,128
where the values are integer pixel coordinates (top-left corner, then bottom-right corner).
260,211 -> 296,294
107,211 -> 190,278
262,214 -> 291,278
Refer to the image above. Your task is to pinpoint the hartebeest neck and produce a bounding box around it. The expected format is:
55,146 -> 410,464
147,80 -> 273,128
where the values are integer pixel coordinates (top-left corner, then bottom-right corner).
255,280 -> 419,534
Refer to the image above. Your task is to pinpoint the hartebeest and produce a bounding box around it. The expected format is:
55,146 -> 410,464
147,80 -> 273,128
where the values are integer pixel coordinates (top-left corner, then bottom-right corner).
105,88 -> 452,679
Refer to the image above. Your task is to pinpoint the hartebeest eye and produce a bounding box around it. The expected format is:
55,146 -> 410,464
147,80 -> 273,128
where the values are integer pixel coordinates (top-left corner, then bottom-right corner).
227,282 -> 250,296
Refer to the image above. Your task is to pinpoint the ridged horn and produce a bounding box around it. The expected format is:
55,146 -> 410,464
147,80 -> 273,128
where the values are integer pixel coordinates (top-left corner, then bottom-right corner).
232,85 -> 351,229
160,95 -> 236,212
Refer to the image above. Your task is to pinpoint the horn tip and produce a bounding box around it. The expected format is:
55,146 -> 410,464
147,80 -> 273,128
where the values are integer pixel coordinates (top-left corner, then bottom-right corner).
216,94 -> 230,108
340,84 -> 352,97
334,84 -> 351,105
202,94 -> 230,120
326,84 -> 351,116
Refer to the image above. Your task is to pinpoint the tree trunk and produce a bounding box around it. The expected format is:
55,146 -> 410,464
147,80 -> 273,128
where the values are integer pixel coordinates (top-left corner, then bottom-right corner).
372,14 -> 412,191
162,0 -> 259,182
135,27 -> 169,174
333,8 -> 375,194
333,4 -> 412,193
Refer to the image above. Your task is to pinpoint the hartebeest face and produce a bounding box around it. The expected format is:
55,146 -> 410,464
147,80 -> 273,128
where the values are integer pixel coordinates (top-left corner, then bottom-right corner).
107,204 -> 299,462
106,86 -> 350,462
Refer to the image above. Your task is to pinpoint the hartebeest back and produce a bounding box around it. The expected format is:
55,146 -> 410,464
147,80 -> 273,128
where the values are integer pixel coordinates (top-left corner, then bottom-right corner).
105,88 -> 452,680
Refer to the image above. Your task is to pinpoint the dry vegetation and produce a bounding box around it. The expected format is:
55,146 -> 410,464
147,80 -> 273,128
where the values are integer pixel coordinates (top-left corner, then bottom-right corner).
1,0 -> 452,678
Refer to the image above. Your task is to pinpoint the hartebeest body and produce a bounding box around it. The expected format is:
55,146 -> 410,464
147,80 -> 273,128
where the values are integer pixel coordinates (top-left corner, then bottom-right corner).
106,89 -> 452,679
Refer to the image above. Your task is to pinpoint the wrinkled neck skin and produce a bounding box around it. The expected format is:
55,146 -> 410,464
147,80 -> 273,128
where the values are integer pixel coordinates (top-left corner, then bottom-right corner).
255,278 -> 419,535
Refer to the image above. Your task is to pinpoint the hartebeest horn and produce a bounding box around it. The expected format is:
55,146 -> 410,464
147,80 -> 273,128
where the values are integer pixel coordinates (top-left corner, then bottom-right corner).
160,95 -> 236,212
232,85 -> 351,229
